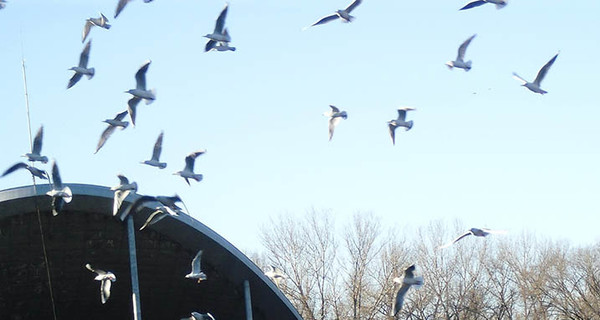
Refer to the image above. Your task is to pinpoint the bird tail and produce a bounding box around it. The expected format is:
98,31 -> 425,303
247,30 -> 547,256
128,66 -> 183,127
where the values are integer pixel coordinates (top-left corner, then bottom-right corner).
105,23 -> 112,29
412,276 -> 424,288
404,120 -> 413,131
87,68 -> 95,79
465,60 -> 472,71
63,186 -> 73,203
145,89 -> 157,105
193,174 -> 204,182
496,2 -> 507,9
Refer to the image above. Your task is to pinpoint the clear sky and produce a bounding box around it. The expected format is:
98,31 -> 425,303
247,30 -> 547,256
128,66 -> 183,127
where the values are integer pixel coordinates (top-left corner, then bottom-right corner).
1,0 -> 599,252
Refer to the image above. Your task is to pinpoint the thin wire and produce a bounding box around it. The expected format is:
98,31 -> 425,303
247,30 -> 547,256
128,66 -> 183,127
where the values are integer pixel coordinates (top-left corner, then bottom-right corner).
22,45 -> 58,320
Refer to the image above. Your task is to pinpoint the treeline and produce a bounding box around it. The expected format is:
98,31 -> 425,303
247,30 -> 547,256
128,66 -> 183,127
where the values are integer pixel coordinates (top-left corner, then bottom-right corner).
250,210 -> 600,320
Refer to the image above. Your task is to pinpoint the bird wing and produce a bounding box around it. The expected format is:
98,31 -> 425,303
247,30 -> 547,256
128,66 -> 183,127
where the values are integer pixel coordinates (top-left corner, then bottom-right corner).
214,4 -> 228,34
79,40 -> 92,68
205,39 -> 217,52
100,13 -> 109,24
329,117 -> 343,141
457,34 -> 476,61
151,132 -> 164,161
388,123 -> 397,145
82,20 -> 93,43
184,150 -> 206,172
2,162 -> 29,177
403,265 -> 416,278
115,0 -> 129,18
113,189 -> 131,216
396,109 -> 408,122
311,14 -> 339,27
135,60 -> 151,90
127,97 -> 141,126
459,0 -> 487,10
191,250 -> 203,273
393,283 -> 411,316
117,174 -> 130,185
32,126 -> 43,155
95,125 -> 117,154
85,263 -> 96,273
140,208 -> 167,230
52,196 -> 65,216
329,105 -> 340,113
533,53 -> 558,86
119,195 -> 158,220
512,72 -> 528,85
481,228 -> 508,235
101,279 -> 112,304
114,110 -> 129,121
449,231 -> 473,245
67,73 -> 83,89
345,0 -> 362,13
51,162 -> 63,189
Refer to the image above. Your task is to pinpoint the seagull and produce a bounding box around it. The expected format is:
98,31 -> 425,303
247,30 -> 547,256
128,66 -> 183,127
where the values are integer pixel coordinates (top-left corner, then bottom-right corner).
115,0 -> 153,18
155,194 -> 185,214
323,105 -> 347,141
82,13 -> 111,43
206,31 -> 236,52
393,265 -> 424,317
118,195 -> 158,220
305,0 -> 362,29
85,264 -> 116,304
513,52 -> 559,95
111,174 -> 137,216
459,0 -> 507,10
95,111 -> 129,154
23,126 -> 48,163
264,265 -> 286,288
2,162 -> 48,180
141,131 -> 167,169
139,204 -> 183,230
174,150 -> 205,185
181,312 -> 215,320
67,40 -> 94,89
0,0 -> 6,9
204,4 -> 231,52
438,227 -> 507,249
126,60 -> 156,124
185,250 -> 207,282
46,161 -> 72,216
388,107 -> 415,145
446,34 -> 476,71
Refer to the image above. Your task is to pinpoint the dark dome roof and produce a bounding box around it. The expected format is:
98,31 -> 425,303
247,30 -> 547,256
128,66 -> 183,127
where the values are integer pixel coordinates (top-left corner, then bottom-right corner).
0,184 -> 301,320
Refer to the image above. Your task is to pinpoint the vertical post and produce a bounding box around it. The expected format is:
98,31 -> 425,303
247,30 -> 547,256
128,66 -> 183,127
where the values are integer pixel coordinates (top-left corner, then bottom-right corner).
243,280 -> 253,320
127,215 -> 142,320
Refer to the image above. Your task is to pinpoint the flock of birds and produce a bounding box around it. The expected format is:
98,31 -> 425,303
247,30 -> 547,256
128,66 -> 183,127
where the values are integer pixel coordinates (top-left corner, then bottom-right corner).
0,0 -> 560,318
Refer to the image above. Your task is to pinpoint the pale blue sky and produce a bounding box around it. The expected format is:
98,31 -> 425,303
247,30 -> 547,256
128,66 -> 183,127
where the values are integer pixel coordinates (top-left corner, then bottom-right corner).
1,0 -> 599,251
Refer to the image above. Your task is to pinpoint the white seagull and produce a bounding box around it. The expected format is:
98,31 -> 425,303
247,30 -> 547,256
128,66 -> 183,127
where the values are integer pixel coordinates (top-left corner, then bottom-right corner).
305,0 -> 362,29
460,0 -> 507,10
46,161 -> 73,216
115,0 -> 153,18
512,52 -> 559,95
185,250 -> 207,282
264,265 -> 286,288
393,265 -> 424,317
2,162 -> 48,180
139,207 -> 169,231
67,40 -> 94,89
210,40 -> 236,52
82,13 -> 111,43
141,131 -> 167,169
95,110 -> 129,154
126,60 -> 156,125
174,150 -> 206,185
324,105 -> 347,141
446,34 -> 476,71
156,194 -> 185,214
205,4 -> 231,52
438,227 -> 507,249
23,126 -> 48,163
111,174 -> 137,216
181,312 -> 215,320
388,107 -> 415,145
0,0 -> 6,9
85,264 -> 116,304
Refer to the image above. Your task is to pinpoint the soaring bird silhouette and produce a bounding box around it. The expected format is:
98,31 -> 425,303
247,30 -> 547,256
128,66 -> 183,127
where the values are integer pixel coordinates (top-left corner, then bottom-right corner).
82,13 -> 111,43
2,162 -> 48,180
323,105 -> 348,141
388,107 -> 415,145
126,60 -> 156,126
95,110 -> 129,154
111,174 -> 137,216
67,40 -> 94,89
205,4 -> 232,52
23,126 -> 48,163
446,34 -> 476,71
141,131 -> 167,169
438,227 -> 507,249
306,0 -> 362,28
85,264 -> 116,304
459,0 -> 507,10
174,150 -> 206,185
393,265 -> 424,317
513,52 -> 559,94
46,161 -> 72,216
185,250 -> 207,282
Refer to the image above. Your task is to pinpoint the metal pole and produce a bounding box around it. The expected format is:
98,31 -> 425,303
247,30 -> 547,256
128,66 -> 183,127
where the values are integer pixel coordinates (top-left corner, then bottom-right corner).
243,280 -> 253,320
127,215 -> 142,320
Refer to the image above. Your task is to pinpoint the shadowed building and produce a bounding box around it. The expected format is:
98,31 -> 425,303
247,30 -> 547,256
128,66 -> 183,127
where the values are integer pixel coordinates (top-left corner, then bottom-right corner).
0,184 -> 302,320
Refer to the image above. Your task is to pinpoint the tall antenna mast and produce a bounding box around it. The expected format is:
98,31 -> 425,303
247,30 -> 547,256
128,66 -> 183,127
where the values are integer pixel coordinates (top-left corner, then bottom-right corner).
21,48 -> 34,152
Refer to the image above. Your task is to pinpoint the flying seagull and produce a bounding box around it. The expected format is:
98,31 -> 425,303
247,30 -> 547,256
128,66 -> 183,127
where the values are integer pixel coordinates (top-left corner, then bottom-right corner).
141,131 -> 167,169
205,4 -> 231,52
126,60 -> 156,125
264,265 -> 286,288
95,111 -> 129,154
139,207 -> 169,231
2,162 -> 48,180
208,39 -> 236,52
23,126 -> 48,163
513,52 -> 559,95
323,105 -> 347,141
46,161 -> 73,216
446,34 -> 476,71
388,107 -> 415,145
0,0 -> 6,10
115,0 -> 153,18
460,0 -> 507,10
393,265 -> 424,317
139,200 -> 184,230
82,13 -> 111,43
305,0 -> 362,29
85,264 -> 116,304
181,312 -> 215,320
438,227 -> 507,249
111,174 -> 137,216
174,150 -> 206,185
185,250 -> 207,282
118,195 -> 158,220
67,40 -> 94,89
